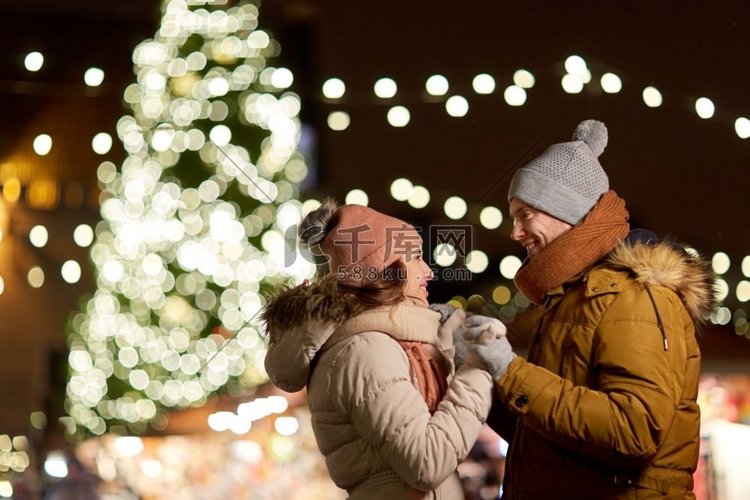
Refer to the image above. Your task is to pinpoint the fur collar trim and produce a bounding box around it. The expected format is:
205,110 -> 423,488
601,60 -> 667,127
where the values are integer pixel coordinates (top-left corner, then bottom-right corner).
605,241 -> 717,322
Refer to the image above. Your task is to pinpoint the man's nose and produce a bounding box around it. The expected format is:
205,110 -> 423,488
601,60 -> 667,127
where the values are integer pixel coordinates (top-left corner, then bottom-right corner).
510,222 -> 524,241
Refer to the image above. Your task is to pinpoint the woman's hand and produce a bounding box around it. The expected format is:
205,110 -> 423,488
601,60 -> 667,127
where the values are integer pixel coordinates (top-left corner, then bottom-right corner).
463,315 -> 507,343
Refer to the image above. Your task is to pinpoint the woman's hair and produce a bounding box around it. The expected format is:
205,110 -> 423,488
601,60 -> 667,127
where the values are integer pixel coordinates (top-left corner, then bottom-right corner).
336,259 -> 408,309
299,198 -> 339,246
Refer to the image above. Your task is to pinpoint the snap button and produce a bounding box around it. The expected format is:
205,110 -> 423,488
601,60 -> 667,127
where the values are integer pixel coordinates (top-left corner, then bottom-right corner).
591,287 -> 598,292
610,283 -> 617,288
515,394 -> 529,407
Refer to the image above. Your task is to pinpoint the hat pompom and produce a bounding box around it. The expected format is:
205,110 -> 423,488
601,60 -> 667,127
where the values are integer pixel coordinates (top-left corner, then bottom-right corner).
298,198 -> 338,246
573,119 -> 608,157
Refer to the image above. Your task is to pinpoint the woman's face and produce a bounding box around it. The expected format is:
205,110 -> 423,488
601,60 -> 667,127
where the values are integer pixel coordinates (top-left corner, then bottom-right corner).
401,250 -> 434,307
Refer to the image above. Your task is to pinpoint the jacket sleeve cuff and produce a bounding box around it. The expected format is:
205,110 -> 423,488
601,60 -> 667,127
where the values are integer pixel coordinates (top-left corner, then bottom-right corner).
495,357 -> 556,415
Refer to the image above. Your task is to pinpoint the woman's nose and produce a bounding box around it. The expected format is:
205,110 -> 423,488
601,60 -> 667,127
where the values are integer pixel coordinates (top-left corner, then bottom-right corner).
424,263 -> 435,280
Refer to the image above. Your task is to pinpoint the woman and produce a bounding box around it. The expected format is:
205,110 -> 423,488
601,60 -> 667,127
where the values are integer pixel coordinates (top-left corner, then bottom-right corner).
262,200 -> 494,499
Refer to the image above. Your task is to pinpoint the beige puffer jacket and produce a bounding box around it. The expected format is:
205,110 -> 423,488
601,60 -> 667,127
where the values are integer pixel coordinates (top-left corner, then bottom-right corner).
263,281 -> 493,499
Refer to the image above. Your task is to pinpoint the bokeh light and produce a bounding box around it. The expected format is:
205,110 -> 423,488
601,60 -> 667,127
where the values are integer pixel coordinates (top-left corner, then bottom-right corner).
61,261 -> 82,284
322,78 -> 345,99
425,74 -> 449,96
84,67 -> 105,87
561,74 -> 584,94
642,86 -> 663,107
390,178 -> 413,201
92,133 -> 113,154
564,55 -> 587,76
434,243 -> 457,267
386,106 -> 410,127
734,117 -> 750,139
465,250 -> 489,274
408,185 -> 430,208
600,72 -> 622,93
712,252 -> 730,275
445,96 -> 469,117
479,206 -> 503,229
513,69 -> 535,89
443,196 -> 467,220
695,97 -> 715,119
24,52 -> 44,72
472,73 -> 495,94
374,78 -> 397,98
345,189 -> 369,206
499,255 -> 523,279
27,267 -> 45,288
33,134 -> 53,156
29,225 -> 49,248
503,85 -> 527,106
327,111 -> 350,131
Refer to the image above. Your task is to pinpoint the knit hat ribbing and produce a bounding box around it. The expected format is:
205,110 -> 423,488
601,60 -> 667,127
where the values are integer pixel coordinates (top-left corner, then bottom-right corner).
508,120 -> 610,225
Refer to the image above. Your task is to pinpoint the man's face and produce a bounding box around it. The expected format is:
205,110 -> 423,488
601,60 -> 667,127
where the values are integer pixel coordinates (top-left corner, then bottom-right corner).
509,199 -> 573,259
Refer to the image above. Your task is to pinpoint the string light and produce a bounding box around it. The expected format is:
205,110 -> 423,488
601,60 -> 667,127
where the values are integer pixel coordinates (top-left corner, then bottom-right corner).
327,111 -> 350,131
33,134 -> 52,156
84,67 -> 105,87
386,106 -> 410,127
24,52 -> 44,72
600,72 -> 622,93
314,56 -> 744,144
445,96 -> 469,117
322,78 -> 345,99
642,86 -> 663,107
425,74 -> 449,96
695,97 -> 715,119
472,73 -> 495,94
503,85 -> 527,106
374,77 -> 397,98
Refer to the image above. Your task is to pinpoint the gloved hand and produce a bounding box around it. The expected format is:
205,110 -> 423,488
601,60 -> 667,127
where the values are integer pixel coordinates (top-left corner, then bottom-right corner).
465,331 -> 517,381
463,314 -> 507,342
429,303 -> 457,324
430,303 -> 468,369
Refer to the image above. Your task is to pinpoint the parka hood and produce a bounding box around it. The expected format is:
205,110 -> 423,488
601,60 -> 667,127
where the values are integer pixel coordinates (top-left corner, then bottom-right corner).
605,241 -> 717,323
261,278 -> 365,392
262,277 -> 365,343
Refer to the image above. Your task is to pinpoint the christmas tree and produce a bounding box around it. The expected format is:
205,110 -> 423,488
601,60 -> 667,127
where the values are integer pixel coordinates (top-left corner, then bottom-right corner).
65,0 -> 315,438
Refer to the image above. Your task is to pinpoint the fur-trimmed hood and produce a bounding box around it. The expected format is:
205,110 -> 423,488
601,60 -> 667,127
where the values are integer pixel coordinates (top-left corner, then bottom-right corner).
262,277 -> 365,344
605,240 -> 717,323
261,278 -> 365,392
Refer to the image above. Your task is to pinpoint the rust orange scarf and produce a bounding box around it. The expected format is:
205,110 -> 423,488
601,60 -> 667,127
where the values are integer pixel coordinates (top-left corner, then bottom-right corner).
397,341 -> 449,413
514,191 -> 630,305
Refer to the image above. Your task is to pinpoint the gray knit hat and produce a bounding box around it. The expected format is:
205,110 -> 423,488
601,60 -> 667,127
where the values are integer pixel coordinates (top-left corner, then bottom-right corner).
508,120 -> 610,225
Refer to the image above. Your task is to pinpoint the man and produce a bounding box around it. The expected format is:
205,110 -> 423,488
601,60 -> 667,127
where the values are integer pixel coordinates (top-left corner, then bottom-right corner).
466,120 -> 716,498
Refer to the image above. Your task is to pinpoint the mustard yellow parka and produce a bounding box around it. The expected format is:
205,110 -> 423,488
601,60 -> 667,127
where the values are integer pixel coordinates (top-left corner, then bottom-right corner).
491,241 -> 715,499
